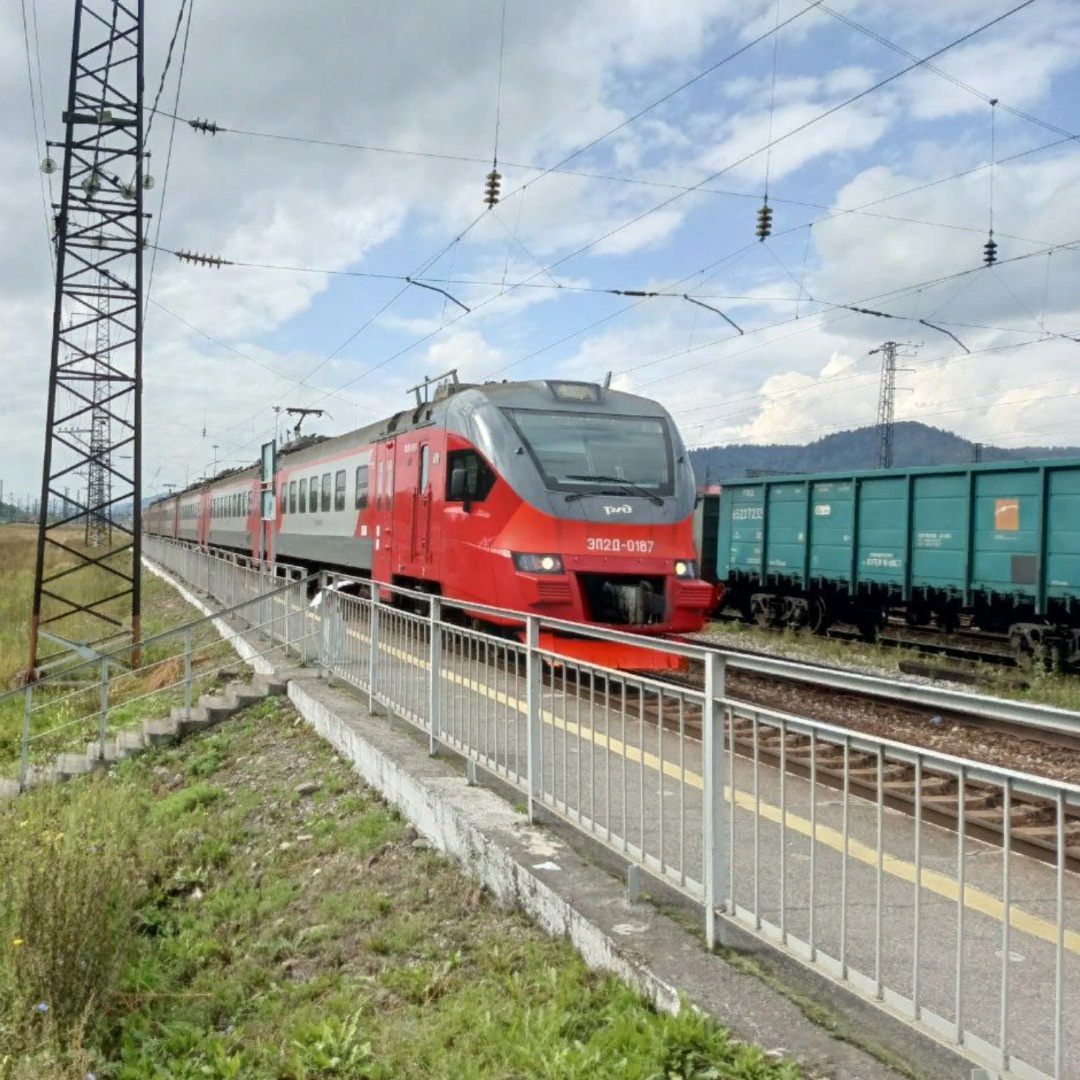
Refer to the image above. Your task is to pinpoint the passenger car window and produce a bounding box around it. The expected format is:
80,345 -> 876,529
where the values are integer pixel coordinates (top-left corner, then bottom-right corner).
299,478 -> 307,513
289,480 -> 296,515
355,464 -> 369,510
321,473 -> 332,513
334,470 -> 346,512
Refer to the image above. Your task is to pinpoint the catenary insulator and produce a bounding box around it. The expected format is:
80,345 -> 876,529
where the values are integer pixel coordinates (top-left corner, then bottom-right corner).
40,157 -> 57,175
983,235 -> 998,267
484,169 -> 501,208
756,202 -> 773,241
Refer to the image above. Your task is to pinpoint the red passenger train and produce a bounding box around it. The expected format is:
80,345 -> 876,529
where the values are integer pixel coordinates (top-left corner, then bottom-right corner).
144,377 -> 713,664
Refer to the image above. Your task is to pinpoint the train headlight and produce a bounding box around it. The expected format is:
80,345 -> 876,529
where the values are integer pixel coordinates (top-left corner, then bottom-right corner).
512,552 -> 565,574
674,560 -> 697,578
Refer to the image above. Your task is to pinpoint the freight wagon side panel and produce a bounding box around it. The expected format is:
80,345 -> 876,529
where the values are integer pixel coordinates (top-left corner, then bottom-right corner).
972,469 -> 1040,601
910,473 -> 968,594
855,475 -> 906,586
808,480 -> 854,585
717,485 -> 764,578
698,494 -> 721,583
1047,465 -> 1080,603
765,482 -> 808,584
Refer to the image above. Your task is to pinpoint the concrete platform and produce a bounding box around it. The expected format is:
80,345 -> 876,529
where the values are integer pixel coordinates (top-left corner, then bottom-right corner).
145,554 -> 1080,1079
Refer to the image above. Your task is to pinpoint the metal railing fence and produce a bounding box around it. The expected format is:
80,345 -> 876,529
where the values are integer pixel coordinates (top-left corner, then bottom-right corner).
0,539 -> 319,788
68,540 -> 1080,1078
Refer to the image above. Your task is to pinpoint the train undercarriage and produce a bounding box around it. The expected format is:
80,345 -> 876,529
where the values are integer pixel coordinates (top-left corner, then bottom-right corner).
726,580 -> 1080,671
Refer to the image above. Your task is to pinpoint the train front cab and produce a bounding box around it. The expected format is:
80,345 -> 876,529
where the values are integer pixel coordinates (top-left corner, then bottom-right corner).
431,381 -> 713,667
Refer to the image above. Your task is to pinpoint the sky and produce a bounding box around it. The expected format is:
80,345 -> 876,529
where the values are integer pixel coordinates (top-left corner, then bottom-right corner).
4,0 -> 1080,501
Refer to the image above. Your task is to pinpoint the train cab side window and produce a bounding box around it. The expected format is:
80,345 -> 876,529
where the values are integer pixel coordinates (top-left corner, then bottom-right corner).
446,450 -> 495,504
334,470 -> 346,511
419,446 -> 429,493
299,479 -> 307,513
355,464 -> 369,509
321,473 -> 332,513
289,481 -> 297,515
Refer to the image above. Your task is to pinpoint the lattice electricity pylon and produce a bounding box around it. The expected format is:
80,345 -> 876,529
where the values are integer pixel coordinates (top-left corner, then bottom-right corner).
28,0 -> 146,675
85,283 -> 113,549
869,341 -> 915,470
874,341 -> 898,470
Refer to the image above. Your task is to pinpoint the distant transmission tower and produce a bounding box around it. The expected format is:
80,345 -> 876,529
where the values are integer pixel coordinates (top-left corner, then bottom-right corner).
873,341 -> 898,469
28,0 -> 146,674
85,280 -> 113,548
869,341 -> 915,470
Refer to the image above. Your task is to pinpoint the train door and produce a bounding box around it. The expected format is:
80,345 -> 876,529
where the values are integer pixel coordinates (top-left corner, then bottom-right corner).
410,440 -> 433,571
198,490 -> 211,549
390,439 -> 421,576
371,439 -> 396,585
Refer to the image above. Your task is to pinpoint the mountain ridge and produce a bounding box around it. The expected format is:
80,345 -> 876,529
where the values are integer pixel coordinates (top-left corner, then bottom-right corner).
688,421 -> 1080,483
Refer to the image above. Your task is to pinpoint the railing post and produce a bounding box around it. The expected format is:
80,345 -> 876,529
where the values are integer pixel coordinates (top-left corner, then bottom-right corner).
428,597 -> 442,756
703,652 -> 728,949
184,626 -> 193,723
367,595 -> 381,715
98,656 -> 110,759
283,577 -> 292,654
318,572 -> 330,673
19,686 -> 31,790
525,615 -> 542,823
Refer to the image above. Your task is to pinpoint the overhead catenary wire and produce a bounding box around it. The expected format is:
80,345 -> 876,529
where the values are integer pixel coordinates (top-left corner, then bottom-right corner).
174,0 -> 1045,464
145,0 -> 196,318
19,0 -> 54,269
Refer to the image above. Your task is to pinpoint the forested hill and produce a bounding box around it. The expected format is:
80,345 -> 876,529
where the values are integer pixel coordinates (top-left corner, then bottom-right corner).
689,421 -> 1080,483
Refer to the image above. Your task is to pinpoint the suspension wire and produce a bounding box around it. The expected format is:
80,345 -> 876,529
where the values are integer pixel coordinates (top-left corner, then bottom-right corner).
19,0 -> 53,269
500,194 -> 526,289
796,224 -> 812,319
984,98 -> 999,265
990,97 -> 998,233
158,97 -> 1069,247
818,1 -> 1079,146
145,0 -> 189,149
763,0 -> 782,200
493,0 -> 507,168
145,0 -> 196,317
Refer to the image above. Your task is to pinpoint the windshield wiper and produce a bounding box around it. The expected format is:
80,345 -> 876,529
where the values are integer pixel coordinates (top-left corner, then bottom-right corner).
564,474 -> 664,506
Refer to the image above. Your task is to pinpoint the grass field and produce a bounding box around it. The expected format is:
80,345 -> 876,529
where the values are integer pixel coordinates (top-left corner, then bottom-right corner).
0,526 -> 235,778
0,695 -> 803,1080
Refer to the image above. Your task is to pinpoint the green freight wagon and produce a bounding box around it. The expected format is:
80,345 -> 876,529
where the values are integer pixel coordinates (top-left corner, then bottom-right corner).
713,457 -> 1080,664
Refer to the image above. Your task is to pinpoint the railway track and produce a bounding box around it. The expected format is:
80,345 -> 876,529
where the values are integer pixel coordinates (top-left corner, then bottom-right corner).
710,611 -> 1026,673
613,672 -> 1080,875
597,639 -> 1080,876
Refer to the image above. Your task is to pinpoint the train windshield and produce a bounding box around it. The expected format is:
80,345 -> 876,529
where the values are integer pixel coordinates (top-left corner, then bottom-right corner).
505,409 -> 674,495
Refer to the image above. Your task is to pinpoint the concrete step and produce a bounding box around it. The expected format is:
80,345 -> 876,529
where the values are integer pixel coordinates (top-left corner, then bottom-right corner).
225,682 -> 266,710
116,729 -> 146,758
54,752 -> 94,781
254,674 -> 288,696
85,740 -> 120,768
171,705 -> 212,736
25,763 -> 55,788
198,695 -> 236,725
142,717 -> 179,747
0,777 -> 20,801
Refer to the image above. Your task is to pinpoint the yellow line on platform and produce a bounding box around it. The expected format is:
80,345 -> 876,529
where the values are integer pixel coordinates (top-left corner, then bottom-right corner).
340,621 -> 1080,955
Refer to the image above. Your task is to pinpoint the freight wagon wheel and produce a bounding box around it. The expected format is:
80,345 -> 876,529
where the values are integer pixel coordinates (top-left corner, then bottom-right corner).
807,595 -> 829,636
